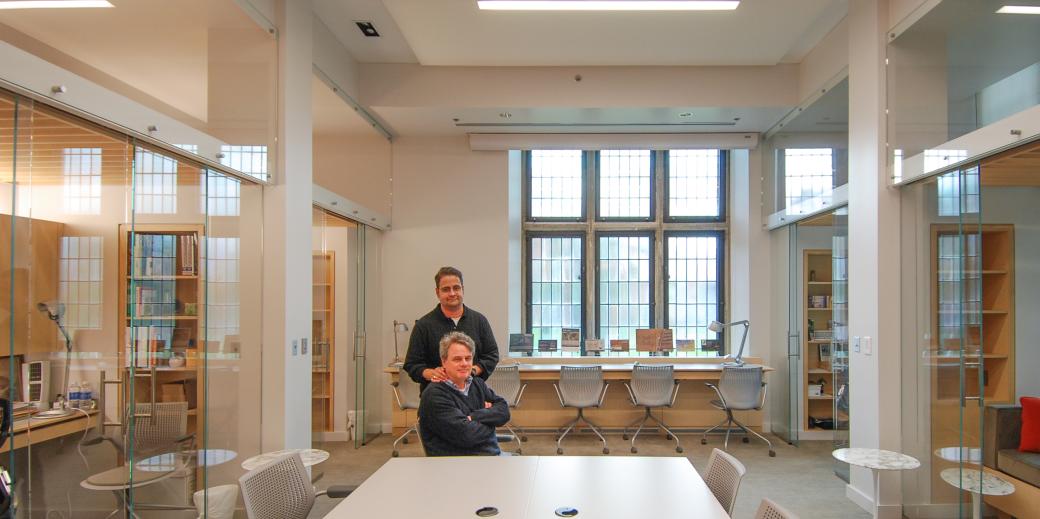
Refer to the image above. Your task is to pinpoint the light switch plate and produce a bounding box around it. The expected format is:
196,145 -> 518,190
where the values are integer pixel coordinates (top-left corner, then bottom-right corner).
853,336 -> 861,353
302,337 -> 309,355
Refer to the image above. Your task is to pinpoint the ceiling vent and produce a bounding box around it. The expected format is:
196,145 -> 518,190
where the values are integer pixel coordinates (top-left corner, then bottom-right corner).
355,21 -> 380,37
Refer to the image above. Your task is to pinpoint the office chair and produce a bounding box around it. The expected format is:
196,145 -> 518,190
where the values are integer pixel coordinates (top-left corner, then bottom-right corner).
554,366 -> 610,455
486,364 -> 528,454
623,364 -> 682,453
80,402 -> 196,518
391,373 -> 422,457
702,365 -> 775,457
239,452 -> 354,519
704,448 -> 746,516
754,497 -> 801,519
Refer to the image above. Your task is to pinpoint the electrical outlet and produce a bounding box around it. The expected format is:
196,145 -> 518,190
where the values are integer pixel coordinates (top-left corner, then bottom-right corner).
864,336 -> 872,355
292,339 -> 298,356
302,337 -> 309,355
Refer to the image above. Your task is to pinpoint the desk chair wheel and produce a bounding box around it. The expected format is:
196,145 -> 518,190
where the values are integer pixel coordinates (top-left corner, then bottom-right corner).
516,449 -> 522,455
557,448 -> 564,455
701,438 -> 707,445
630,447 -> 637,454
676,446 -> 684,453
402,438 -> 409,444
392,450 -> 400,457
742,437 -> 749,443
666,434 -> 673,440
521,436 -> 528,442
769,450 -> 776,457
622,434 -> 629,440
602,448 -> 610,455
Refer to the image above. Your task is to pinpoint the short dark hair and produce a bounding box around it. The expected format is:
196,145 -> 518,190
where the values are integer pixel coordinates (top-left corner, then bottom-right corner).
440,331 -> 476,360
434,266 -> 464,287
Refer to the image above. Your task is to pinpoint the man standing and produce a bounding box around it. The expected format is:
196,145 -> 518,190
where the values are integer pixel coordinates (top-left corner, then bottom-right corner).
418,332 -> 510,456
404,266 -> 499,392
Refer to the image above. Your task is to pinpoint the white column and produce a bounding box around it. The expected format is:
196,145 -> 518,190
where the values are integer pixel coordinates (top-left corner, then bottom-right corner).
848,1 -> 903,517
261,0 -> 314,451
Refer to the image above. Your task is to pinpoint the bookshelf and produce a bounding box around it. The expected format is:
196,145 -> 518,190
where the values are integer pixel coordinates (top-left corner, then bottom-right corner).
118,224 -> 203,430
312,252 -> 335,432
803,249 -> 837,433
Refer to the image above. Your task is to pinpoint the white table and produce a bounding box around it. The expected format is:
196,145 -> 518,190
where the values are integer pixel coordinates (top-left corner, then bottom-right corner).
939,468 -> 1015,519
832,448 -> 920,514
240,448 -> 329,471
324,456 -> 729,519
138,448 -> 238,472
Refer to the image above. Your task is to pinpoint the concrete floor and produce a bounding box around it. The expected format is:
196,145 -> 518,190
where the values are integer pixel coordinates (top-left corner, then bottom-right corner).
310,429 -> 871,519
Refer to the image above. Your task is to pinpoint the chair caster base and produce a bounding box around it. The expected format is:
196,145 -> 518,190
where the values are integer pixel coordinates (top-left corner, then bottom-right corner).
557,448 -> 564,455
769,450 -> 776,457
630,447 -> 637,454
602,448 -> 610,455
676,446 -> 684,453
742,437 -> 749,443
701,438 -> 707,445
392,451 -> 399,457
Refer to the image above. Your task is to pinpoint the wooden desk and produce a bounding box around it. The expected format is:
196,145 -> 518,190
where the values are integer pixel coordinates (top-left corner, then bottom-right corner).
325,456 -> 729,519
0,410 -> 98,452
386,360 -> 772,433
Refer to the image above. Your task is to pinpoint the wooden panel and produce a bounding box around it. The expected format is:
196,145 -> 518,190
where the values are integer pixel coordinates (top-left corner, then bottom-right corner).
0,216 -> 62,356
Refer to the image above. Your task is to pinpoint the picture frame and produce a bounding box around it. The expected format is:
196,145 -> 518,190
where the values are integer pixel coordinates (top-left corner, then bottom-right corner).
817,342 -> 832,360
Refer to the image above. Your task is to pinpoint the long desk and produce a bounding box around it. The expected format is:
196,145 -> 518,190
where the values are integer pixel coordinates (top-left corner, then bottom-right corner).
325,456 -> 729,519
0,410 -> 98,452
387,361 -> 771,433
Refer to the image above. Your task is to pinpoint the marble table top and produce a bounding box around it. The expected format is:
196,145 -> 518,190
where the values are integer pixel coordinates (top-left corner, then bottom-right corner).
138,448 -> 238,472
832,448 -> 921,471
934,446 -> 982,465
240,448 -> 330,472
940,468 -> 1015,496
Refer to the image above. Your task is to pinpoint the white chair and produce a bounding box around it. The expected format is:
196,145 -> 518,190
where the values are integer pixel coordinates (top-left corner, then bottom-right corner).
487,364 -> 528,454
554,365 -> 610,455
623,364 -> 682,454
391,373 -> 422,457
704,448 -> 747,516
239,452 -> 353,519
702,365 -> 775,457
754,497 -> 800,519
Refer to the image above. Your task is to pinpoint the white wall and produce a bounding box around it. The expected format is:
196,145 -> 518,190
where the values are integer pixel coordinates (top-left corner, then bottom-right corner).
313,133 -> 392,217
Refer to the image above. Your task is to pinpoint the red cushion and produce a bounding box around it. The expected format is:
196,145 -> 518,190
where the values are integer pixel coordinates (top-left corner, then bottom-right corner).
1021,396 -> 1040,453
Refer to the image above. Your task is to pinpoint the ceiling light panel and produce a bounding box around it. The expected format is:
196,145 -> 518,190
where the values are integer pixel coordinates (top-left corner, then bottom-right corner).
0,0 -> 113,8
477,1 -> 739,11
996,5 -> 1040,14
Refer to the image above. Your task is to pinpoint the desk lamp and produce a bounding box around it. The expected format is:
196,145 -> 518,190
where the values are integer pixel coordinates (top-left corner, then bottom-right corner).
708,319 -> 750,367
390,320 -> 409,366
35,301 -> 75,418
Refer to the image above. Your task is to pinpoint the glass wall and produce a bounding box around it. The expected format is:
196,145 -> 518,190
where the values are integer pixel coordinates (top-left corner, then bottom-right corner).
1,86 -> 263,517
899,153 -> 1035,517
888,0 -> 1040,183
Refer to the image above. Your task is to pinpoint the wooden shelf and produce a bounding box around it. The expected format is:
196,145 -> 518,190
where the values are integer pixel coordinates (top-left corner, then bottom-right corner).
312,251 -> 335,434
127,275 -> 199,280
807,281 -> 832,285
125,316 -> 199,320
803,248 -> 842,431
808,368 -> 831,374
809,395 -> 834,400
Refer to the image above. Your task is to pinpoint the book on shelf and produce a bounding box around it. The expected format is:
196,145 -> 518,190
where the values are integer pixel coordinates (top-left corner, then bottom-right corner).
584,338 -> 603,353
676,339 -> 697,352
124,325 -> 167,367
560,328 -> 581,352
179,234 -> 197,275
636,328 -> 675,352
537,339 -> 558,352
610,339 -> 629,352
508,333 -> 534,353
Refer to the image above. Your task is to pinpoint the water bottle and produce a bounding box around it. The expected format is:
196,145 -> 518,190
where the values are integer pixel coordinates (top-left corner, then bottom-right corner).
68,382 -> 81,409
80,381 -> 92,409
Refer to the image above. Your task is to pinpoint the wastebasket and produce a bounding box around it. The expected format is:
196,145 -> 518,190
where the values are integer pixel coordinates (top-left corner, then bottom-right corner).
193,484 -> 238,519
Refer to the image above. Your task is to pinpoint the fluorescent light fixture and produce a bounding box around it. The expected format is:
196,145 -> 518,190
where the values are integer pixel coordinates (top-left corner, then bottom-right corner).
478,1 -> 739,11
997,5 -> 1040,14
0,0 -> 113,8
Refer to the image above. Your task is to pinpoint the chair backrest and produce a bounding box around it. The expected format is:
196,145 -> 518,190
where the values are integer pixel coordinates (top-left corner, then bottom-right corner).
239,453 -> 315,519
487,364 -> 524,406
717,366 -> 765,410
629,364 -> 675,407
704,448 -> 746,515
129,401 -> 188,453
754,497 -> 800,519
393,373 -> 421,410
558,366 -> 604,408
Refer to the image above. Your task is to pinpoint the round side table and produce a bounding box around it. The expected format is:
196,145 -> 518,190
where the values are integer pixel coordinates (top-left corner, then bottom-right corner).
933,446 -> 982,465
939,468 -> 1014,519
240,448 -> 330,471
832,448 -> 920,512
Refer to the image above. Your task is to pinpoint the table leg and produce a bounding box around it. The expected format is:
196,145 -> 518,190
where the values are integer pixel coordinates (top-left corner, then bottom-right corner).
971,491 -> 981,519
873,469 -> 880,517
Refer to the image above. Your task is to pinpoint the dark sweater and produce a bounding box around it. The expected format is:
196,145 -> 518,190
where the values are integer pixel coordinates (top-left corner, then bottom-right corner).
418,377 -> 510,457
404,304 -> 500,392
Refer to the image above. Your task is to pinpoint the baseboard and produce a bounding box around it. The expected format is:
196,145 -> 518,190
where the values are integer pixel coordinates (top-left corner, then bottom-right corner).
313,431 -> 350,442
901,503 -> 961,518
845,483 -> 902,519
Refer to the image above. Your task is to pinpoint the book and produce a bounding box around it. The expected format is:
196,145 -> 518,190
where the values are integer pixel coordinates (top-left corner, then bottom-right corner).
610,339 -> 629,352
657,328 -> 674,351
561,328 -> 581,352
538,339 -> 558,352
584,339 -> 603,353
702,339 -> 721,354
676,339 -> 697,352
508,333 -> 534,353
179,234 -> 197,275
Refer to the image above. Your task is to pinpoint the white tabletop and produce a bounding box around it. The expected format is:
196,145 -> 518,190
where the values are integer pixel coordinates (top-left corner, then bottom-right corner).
939,468 -> 1015,496
934,446 -> 982,465
138,448 -> 238,472
240,448 -> 329,471
324,456 -> 729,519
832,448 -> 920,471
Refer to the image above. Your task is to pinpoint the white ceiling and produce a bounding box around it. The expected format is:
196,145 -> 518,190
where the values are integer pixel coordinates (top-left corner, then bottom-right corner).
325,0 -> 848,66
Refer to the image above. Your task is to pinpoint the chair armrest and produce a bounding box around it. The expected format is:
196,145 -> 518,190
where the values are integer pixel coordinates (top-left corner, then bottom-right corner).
623,382 -> 636,406
598,383 -> 610,407
704,382 -> 727,408
318,485 -> 356,499
514,383 -> 528,408
553,383 -> 565,407
670,381 -> 681,407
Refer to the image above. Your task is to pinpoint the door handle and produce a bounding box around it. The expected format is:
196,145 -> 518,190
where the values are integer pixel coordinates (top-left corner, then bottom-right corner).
787,332 -> 800,357
354,333 -> 366,360
132,367 -> 157,422
99,370 -> 124,432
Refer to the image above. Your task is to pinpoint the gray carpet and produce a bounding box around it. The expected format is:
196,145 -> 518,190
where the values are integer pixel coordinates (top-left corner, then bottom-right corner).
311,431 -> 870,519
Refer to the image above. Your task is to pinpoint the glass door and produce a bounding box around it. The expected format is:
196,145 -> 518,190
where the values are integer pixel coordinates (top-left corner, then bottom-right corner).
768,224 -> 800,445
830,209 -> 850,480
353,224 -> 369,448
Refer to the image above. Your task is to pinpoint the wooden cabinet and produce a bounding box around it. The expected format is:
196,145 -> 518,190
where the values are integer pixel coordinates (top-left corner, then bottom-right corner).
0,217 -> 62,356
117,224 -> 203,425
312,252 -> 334,432
803,249 -> 836,432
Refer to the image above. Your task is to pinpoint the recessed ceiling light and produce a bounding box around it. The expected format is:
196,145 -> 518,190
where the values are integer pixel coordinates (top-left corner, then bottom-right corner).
355,21 -> 380,37
477,1 -> 739,11
0,0 -> 113,8
996,5 -> 1040,14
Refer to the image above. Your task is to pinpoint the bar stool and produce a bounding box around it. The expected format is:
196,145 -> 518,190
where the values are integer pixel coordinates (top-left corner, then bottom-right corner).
623,364 -> 682,453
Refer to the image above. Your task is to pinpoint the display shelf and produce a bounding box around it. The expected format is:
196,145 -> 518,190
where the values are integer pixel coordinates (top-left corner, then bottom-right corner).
312,251 -> 335,433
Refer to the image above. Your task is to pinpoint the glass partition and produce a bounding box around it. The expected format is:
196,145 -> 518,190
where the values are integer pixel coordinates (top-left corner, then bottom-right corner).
887,0 -> 1040,183
0,0 -> 278,181
0,85 -> 263,517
